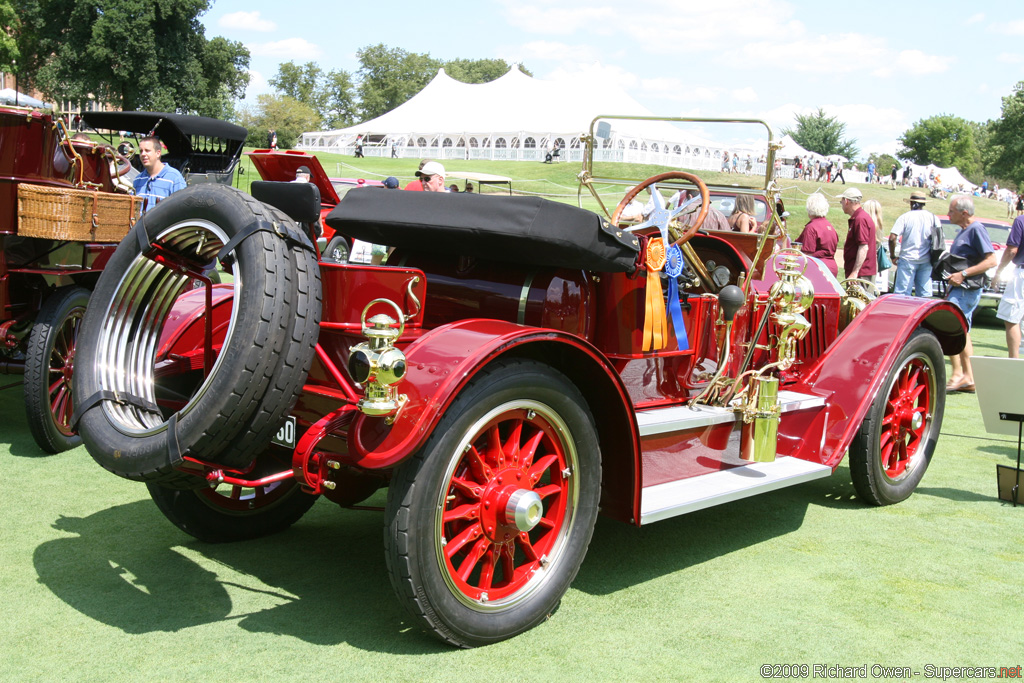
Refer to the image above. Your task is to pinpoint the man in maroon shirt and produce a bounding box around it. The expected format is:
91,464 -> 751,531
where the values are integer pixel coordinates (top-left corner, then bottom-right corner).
838,187 -> 877,279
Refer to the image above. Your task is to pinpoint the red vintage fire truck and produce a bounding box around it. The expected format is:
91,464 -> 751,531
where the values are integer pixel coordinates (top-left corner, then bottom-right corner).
74,116 -> 966,648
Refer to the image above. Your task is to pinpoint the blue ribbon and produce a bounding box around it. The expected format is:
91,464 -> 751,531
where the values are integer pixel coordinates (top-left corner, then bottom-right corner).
665,245 -> 689,350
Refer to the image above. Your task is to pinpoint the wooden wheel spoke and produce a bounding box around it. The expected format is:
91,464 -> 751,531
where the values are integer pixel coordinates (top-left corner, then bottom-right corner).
443,502 -> 479,524
456,537 -> 492,583
528,453 -> 558,482
445,523 -> 482,559
517,429 -> 545,470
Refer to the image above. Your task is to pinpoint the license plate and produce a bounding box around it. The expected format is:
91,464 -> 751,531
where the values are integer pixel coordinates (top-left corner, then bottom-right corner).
271,416 -> 297,449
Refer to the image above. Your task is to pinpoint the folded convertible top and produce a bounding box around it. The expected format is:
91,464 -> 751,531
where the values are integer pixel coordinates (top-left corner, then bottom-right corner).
325,190 -> 640,273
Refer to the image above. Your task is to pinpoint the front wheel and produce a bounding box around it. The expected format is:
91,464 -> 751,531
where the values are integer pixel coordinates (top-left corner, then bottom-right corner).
849,329 -> 945,505
385,360 -> 601,647
23,286 -> 91,453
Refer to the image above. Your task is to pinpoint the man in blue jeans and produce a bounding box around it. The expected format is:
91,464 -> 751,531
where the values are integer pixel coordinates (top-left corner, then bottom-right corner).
944,196 -> 996,393
132,136 -> 186,213
889,190 -> 941,297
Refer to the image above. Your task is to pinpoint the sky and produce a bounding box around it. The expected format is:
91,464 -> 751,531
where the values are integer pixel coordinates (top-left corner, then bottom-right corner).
200,0 -> 1024,159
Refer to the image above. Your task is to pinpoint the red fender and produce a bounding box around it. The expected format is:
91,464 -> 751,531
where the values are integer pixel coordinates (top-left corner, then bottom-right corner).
344,318 -> 643,522
786,295 -> 966,469
154,283 -> 235,362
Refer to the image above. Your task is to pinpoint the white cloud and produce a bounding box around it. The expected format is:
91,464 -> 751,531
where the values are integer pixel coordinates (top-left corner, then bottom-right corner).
889,49 -> 954,76
545,62 -> 638,91
992,19 -> 1024,35
516,40 -> 597,63
219,11 -> 276,32
997,52 -> 1024,64
247,38 -> 323,59
499,1 -> 616,35
732,87 -> 759,103
967,13 -> 984,24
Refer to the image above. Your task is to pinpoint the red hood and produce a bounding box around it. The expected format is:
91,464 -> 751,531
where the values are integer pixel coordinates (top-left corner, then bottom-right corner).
245,150 -> 340,205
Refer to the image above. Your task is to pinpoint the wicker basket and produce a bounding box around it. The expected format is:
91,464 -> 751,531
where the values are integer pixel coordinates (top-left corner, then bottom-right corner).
17,184 -> 139,243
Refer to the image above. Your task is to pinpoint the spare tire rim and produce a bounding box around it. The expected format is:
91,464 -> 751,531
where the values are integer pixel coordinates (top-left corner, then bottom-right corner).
95,219 -> 236,436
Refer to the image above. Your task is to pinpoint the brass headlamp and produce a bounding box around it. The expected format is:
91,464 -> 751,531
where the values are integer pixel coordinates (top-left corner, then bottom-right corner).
348,299 -> 408,417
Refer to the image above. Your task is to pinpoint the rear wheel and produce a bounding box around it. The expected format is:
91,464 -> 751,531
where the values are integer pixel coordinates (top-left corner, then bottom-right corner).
385,360 -> 601,647
23,286 -> 91,453
147,477 -> 316,543
850,329 -> 944,505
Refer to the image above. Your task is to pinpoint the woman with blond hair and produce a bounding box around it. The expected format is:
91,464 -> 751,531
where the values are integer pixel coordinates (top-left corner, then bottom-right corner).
862,199 -> 890,292
796,193 -> 838,275
728,194 -> 758,233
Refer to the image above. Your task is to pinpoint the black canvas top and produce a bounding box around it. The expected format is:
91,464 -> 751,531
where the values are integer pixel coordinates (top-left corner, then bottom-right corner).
325,191 -> 640,273
81,112 -> 247,167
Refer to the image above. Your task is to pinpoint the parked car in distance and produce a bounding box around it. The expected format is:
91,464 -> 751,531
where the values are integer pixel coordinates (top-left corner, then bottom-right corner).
246,149 -> 384,263
931,215 -> 1011,304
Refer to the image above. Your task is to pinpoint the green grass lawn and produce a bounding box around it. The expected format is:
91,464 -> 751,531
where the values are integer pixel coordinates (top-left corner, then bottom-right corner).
2,317 -> 1022,681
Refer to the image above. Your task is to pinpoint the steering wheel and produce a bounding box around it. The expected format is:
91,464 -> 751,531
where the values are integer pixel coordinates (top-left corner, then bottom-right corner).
611,171 -> 710,248
113,151 -> 133,177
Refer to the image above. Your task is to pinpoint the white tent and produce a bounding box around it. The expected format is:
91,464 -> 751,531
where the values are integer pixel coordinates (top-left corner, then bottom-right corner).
299,68 -> 748,171
901,162 -> 977,192
774,134 -> 823,161
0,88 -> 51,109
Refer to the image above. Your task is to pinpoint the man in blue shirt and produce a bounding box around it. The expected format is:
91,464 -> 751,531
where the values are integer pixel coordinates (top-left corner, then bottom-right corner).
132,135 -> 186,212
944,196 -> 996,393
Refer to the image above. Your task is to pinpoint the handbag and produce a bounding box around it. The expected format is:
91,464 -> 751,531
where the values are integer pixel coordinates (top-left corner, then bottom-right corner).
931,251 -> 987,290
929,219 -> 945,266
877,243 -> 893,271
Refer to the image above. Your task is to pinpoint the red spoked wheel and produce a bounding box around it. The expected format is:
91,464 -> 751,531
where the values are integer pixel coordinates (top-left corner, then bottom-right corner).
385,360 -> 601,648
438,401 -> 574,605
24,286 -> 91,453
851,329 -> 945,506
878,356 -> 932,479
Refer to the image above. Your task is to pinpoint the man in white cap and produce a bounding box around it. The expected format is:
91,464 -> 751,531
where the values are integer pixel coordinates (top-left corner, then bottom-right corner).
889,189 -> 942,297
417,161 -> 447,192
838,187 -> 876,280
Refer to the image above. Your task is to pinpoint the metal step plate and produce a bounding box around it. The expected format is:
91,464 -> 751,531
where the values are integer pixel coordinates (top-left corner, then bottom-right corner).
635,390 -> 827,437
639,455 -> 832,525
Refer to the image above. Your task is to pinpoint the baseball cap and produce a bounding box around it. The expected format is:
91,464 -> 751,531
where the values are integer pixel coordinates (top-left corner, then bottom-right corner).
416,161 -> 446,179
383,176 -> 400,189
837,188 -> 862,202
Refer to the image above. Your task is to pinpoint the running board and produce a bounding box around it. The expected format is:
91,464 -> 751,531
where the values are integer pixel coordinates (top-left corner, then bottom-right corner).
635,390 -> 826,437
639,456 -> 832,525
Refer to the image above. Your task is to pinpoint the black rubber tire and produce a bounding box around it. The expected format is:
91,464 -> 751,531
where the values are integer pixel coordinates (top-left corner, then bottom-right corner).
384,359 -> 601,648
322,235 -> 351,264
147,478 -> 317,543
850,329 -> 945,506
74,184 -> 321,484
23,286 -> 91,453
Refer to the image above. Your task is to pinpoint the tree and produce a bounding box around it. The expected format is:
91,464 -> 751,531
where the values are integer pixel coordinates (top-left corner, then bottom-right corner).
897,114 -> 978,176
13,0 -> 248,115
269,61 -> 356,129
867,152 -> 900,175
443,58 -> 529,84
988,82 -> 1024,189
356,44 -> 441,120
0,0 -> 18,69
237,94 -> 320,149
782,107 -> 859,160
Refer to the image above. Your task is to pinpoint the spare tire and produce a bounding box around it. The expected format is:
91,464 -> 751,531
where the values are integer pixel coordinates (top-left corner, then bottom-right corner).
74,184 -> 321,484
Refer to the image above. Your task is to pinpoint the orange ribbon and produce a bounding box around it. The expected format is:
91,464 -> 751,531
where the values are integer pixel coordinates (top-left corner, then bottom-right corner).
643,238 -> 668,351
